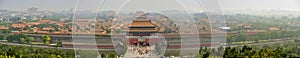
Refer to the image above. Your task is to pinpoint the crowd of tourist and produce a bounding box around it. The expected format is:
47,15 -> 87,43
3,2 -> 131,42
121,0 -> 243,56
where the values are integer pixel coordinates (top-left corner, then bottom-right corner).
130,41 -> 153,56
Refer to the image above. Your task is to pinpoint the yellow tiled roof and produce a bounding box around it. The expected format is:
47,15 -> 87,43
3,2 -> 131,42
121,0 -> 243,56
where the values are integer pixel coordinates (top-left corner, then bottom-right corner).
129,20 -> 156,27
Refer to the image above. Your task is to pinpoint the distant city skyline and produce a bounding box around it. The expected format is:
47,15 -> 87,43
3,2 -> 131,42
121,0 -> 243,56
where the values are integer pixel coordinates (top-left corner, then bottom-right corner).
0,0 -> 299,11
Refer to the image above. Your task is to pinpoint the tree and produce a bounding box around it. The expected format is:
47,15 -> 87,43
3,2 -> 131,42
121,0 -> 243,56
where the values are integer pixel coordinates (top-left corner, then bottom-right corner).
7,35 -> 16,42
226,35 -> 233,43
1,30 -> 11,41
19,38 -> 26,44
0,44 -> 75,58
217,46 -> 225,56
201,27 -> 206,31
269,31 -> 278,39
224,45 -> 291,58
198,47 -> 211,58
56,41 -> 62,47
29,29 -> 34,33
236,31 -> 248,42
1,30 -> 11,34
108,53 -> 115,58
26,37 -> 35,44
18,34 -> 27,39
279,31 -> 290,38
258,32 -> 267,40
42,35 -> 51,45
23,26 -> 30,30
0,35 -> 3,41
203,51 -> 210,58
251,36 -> 259,43
49,29 -> 54,32
6,34 -> 26,43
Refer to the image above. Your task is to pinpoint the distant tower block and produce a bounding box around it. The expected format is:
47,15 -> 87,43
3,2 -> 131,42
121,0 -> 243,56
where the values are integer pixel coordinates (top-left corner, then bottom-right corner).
28,7 -> 38,12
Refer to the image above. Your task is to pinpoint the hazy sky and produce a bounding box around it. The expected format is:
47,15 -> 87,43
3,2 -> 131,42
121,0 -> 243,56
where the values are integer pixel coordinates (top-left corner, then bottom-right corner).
220,0 -> 300,11
0,0 -> 299,11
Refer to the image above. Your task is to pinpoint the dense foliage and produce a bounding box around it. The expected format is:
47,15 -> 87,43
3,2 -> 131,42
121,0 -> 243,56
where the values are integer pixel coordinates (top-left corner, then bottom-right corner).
196,39 -> 300,58
0,44 -> 75,58
0,44 -> 119,58
224,46 -> 289,58
42,35 -> 51,45
225,14 -> 299,31
227,30 -> 300,43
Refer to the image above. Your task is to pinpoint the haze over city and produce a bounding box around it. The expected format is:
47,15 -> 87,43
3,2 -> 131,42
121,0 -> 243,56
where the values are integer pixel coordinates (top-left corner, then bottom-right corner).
0,0 -> 300,11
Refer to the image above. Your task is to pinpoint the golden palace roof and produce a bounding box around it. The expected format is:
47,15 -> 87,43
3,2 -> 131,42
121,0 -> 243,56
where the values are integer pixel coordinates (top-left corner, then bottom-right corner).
129,20 -> 157,27
128,29 -> 158,32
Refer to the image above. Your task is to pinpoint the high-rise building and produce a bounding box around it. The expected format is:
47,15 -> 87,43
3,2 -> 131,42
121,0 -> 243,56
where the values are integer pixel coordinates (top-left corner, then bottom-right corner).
68,8 -> 74,19
28,7 -> 38,20
28,7 -> 38,12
